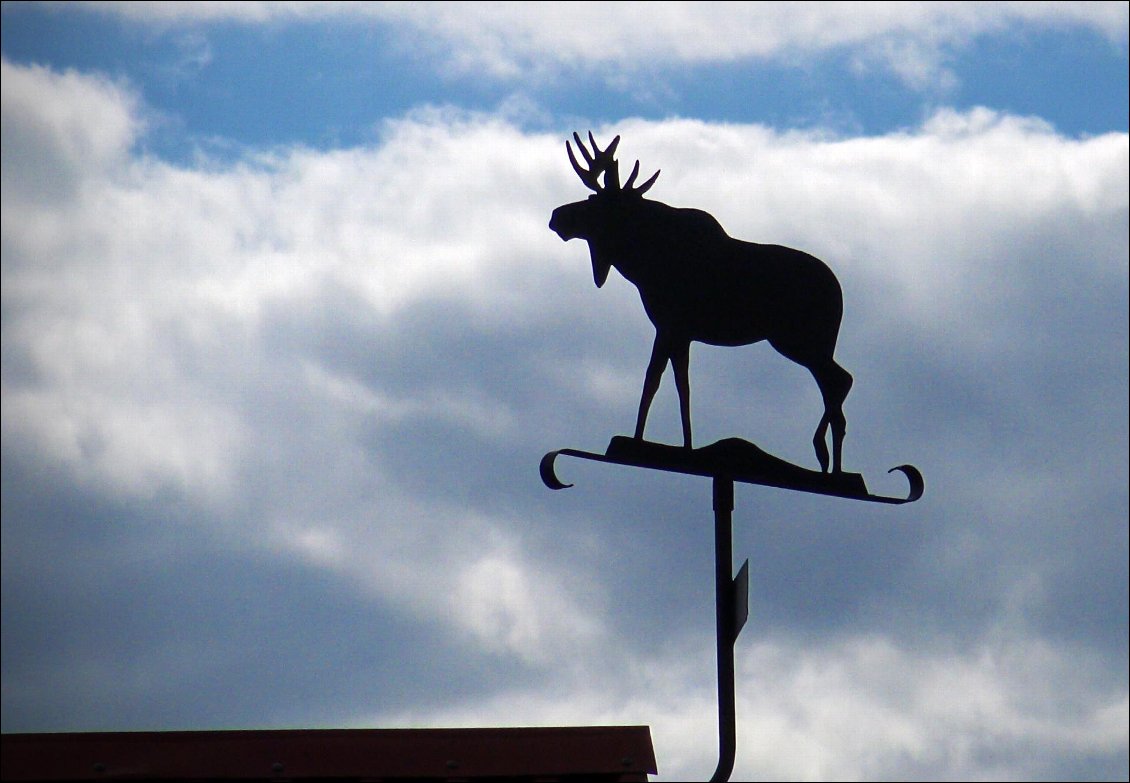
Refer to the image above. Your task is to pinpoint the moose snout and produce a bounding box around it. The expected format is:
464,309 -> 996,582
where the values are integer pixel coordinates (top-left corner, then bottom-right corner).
549,205 -> 579,241
548,209 -> 567,240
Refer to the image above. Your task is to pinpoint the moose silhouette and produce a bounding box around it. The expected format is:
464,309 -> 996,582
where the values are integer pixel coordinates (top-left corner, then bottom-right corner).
549,132 -> 854,474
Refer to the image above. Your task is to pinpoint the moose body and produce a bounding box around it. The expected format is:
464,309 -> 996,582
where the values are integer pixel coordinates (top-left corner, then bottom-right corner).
550,133 -> 853,473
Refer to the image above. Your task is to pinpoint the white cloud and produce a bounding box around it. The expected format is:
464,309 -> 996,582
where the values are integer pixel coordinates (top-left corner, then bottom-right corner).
2,57 -> 1126,778
74,1 -> 1130,89
0,59 -> 139,201
4,49 -> 1125,553
270,500 -> 606,664
732,635 -> 1127,781
375,631 -> 1128,781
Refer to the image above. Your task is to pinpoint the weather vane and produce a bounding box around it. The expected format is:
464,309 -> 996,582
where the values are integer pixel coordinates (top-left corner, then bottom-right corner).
540,133 -> 923,782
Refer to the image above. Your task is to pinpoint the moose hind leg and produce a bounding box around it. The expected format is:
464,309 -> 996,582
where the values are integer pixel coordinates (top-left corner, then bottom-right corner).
812,412 -> 831,474
810,360 -> 853,473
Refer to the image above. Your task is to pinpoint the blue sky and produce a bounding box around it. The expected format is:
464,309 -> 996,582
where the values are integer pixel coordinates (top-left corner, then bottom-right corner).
3,3 -> 1127,153
2,3 -> 1128,781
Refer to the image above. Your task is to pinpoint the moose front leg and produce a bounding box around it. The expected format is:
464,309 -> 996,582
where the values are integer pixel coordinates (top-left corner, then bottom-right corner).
671,339 -> 693,449
635,333 -> 670,441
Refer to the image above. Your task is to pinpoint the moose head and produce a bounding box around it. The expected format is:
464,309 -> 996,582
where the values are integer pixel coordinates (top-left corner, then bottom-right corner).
549,132 -> 854,474
549,132 -> 660,288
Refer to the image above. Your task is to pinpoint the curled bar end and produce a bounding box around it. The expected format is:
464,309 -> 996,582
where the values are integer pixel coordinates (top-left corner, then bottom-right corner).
540,451 -> 574,490
887,464 -> 924,503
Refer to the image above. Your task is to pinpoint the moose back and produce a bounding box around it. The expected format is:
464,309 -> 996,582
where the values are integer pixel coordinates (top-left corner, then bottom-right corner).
549,133 -> 854,474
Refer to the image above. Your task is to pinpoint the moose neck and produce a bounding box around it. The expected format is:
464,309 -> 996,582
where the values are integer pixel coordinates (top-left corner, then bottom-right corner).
606,199 -> 688,286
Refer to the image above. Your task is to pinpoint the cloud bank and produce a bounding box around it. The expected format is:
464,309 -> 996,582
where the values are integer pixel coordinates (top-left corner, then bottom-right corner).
2,54 -> 1127,780
74,1 -> 1130,89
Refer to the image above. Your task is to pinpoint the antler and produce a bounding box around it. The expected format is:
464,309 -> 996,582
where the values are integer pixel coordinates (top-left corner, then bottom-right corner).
567,131 -> 659,195
623,158 -> 661,195
567,132 -> 620,192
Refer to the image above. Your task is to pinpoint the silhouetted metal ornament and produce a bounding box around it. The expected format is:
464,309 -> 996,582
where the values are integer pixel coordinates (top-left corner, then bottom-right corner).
541,437 -> 924,504
541,133 -> 923,783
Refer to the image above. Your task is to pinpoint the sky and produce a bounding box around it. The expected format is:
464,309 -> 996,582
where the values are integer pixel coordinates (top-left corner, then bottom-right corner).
1,2 -> 1127,780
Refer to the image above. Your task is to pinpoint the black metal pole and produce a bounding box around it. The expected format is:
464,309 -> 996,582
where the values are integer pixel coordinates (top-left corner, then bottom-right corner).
710,476 -> 736,783
539,442 -> 917,780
